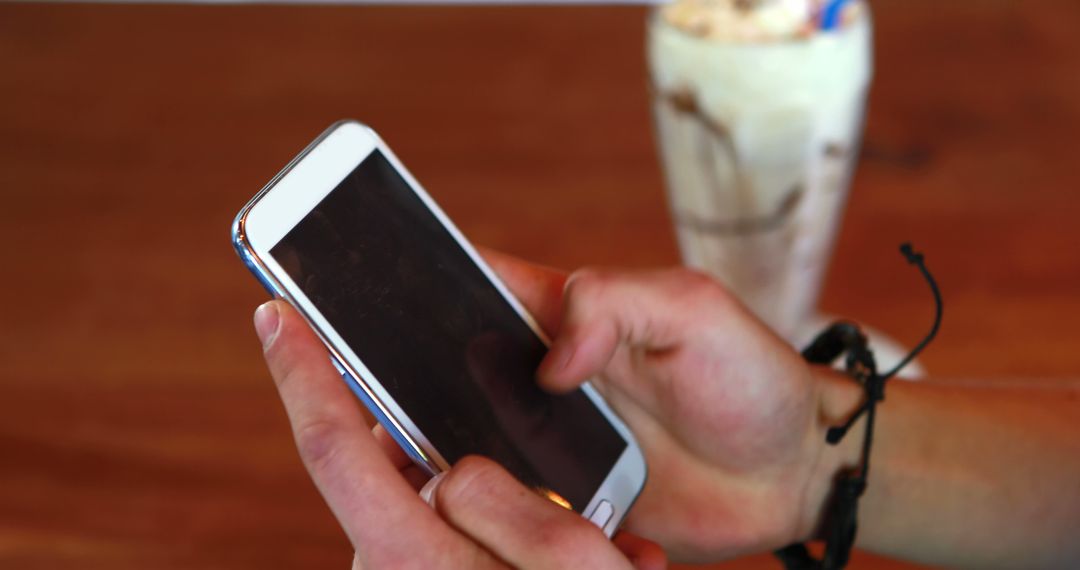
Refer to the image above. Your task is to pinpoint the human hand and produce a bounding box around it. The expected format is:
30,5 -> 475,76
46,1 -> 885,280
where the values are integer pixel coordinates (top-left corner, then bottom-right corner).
482,251 -> 864,563
253,300 -> 667,569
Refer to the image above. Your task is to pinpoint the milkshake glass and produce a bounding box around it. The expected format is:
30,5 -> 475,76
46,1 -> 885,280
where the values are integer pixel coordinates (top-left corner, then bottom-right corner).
648,0 -> 872,341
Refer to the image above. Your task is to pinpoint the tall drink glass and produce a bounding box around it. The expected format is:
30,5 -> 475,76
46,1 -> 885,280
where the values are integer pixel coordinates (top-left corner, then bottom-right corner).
648,1 -> 872,341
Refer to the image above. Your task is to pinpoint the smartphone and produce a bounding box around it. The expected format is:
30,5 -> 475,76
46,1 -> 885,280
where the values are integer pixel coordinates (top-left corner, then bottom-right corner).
232,121 -> 646,534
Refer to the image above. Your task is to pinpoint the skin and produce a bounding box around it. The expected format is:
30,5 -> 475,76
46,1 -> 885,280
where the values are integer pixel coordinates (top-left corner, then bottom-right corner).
253,251 -> 1080,568
851,378 -> 1080,568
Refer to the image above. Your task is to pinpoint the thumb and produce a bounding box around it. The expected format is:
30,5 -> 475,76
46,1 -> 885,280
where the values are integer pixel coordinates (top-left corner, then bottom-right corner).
537,268 -> 717,392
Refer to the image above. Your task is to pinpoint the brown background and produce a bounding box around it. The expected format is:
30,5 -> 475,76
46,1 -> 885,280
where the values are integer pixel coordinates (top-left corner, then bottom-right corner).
1,1 -> 1078,568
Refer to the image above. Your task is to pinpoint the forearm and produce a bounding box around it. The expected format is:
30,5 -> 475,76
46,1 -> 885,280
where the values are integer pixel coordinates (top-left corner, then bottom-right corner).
839,378 -> 1080,567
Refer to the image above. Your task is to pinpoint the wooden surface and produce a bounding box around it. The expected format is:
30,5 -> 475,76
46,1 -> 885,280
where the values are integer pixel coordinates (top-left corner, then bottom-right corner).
2,2 -> 1079,568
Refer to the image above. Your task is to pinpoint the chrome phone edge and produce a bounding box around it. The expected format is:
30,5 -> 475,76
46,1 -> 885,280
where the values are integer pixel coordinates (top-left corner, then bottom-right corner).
230,119 -> 439,476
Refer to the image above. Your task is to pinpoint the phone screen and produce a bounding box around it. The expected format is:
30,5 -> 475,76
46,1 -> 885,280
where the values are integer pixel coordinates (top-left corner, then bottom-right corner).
269,150 -> 627,513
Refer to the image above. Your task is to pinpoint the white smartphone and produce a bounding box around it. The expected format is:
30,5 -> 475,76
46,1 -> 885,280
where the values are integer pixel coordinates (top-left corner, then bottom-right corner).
232,120 -> 646,535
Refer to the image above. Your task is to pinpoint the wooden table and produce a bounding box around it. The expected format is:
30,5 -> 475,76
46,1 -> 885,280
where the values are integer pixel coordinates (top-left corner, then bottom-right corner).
2,2 -> 1078,568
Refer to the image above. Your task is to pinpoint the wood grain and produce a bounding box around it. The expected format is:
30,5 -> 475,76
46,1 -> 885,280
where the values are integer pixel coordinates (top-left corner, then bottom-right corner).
1,2 -> 1077,568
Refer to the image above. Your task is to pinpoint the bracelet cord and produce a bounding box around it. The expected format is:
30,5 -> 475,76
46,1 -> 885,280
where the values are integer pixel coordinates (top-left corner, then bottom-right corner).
774,243 -> 943,570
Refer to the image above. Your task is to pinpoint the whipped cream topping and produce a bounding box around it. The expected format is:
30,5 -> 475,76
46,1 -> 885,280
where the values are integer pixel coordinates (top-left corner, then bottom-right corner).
660,0 -> 863,42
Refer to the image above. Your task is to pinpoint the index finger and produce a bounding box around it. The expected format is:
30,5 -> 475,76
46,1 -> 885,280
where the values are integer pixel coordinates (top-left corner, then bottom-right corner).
254,300 -> 451,558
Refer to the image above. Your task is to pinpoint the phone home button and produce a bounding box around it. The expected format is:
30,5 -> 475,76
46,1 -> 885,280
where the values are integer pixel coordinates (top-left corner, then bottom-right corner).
588,500 -> 614,529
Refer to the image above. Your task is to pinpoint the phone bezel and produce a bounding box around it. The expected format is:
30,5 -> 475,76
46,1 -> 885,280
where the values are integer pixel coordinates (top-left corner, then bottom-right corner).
232,120 -> 647,534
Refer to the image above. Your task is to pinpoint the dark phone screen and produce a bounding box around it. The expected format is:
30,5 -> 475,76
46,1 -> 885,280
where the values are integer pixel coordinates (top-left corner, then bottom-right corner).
270,150 -> 626,513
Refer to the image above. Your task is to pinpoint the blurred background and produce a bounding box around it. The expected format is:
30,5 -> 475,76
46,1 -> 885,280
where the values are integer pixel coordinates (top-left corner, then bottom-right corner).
2,1 -> 1079,568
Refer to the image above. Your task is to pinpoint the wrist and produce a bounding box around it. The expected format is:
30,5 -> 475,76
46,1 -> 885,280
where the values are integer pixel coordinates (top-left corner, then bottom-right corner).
795,366 -> 867,542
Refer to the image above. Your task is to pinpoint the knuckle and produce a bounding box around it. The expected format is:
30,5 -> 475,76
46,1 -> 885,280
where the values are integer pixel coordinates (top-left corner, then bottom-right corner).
293,418 -> 346,470
673,267 -> 731,304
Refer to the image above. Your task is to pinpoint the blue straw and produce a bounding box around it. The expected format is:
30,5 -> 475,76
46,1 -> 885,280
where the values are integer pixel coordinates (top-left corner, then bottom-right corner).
819,0 -> 853,31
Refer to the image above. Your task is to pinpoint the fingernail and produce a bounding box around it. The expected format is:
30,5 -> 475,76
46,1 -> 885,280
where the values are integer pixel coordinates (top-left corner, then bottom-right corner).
419,472 -> 447,509
254,302 -> 280,348
541,343 -> 574,377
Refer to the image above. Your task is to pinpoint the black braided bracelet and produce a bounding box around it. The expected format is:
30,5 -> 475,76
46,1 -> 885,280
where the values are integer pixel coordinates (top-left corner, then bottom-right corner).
774,243 -> 943,570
